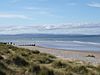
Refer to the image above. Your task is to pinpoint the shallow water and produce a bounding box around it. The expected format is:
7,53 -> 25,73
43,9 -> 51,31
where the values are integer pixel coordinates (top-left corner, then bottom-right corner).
36,41 -> 100,52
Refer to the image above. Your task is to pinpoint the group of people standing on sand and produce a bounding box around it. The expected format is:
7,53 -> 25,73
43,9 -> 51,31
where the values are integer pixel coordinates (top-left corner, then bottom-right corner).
0,42 -> 36,46
0,42 -> 15,45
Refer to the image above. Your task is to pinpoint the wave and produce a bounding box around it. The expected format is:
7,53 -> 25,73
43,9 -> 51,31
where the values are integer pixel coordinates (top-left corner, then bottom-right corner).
72,41 -> 100,46
37,41 -> 100,45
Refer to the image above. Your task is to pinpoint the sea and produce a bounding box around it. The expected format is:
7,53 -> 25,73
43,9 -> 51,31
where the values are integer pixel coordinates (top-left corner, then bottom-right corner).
0,34 -> 100,52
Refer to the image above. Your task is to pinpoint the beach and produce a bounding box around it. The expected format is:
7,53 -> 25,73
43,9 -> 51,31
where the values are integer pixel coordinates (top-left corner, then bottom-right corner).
18,45 -> 100,64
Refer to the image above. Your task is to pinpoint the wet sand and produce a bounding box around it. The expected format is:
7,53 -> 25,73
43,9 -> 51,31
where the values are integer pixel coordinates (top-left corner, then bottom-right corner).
18,46 -> 100,64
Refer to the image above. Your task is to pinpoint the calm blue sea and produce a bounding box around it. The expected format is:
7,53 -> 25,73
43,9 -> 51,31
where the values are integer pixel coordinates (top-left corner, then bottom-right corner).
0,34 -> 100,52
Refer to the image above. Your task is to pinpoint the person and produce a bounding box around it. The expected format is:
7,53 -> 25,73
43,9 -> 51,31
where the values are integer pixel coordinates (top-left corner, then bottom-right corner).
32,44 -> 35,46
10,42 -> 13,45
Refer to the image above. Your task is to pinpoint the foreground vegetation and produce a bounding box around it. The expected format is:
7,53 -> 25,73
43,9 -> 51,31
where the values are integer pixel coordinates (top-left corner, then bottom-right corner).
0,43 -> 100,75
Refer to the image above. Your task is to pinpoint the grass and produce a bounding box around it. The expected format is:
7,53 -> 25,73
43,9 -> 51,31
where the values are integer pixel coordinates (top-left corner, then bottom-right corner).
0,43 -> 100,75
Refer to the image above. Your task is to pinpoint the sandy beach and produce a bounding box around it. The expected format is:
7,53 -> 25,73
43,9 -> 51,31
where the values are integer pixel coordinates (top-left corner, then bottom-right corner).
18,46 -> 100,64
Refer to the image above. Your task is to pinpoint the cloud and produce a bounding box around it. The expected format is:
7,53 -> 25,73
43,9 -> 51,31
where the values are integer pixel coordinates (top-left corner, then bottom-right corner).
24,6 -> 59,17
25,7 -> 40,10
24,6 -> 56,16
37,11 -> 53,16
24,6 -> 49,11
87,2 -> 100,8
41,23 -> 100,30
0,23 -> 100,34
0,13 -> 30,19
0,23 -> 100,32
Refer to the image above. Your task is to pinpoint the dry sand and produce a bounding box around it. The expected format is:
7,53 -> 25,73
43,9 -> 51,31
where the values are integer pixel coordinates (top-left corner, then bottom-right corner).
18,46 -> 100,64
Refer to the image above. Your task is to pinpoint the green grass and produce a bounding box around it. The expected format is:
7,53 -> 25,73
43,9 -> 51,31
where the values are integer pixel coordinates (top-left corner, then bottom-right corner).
0,43 -> 100,75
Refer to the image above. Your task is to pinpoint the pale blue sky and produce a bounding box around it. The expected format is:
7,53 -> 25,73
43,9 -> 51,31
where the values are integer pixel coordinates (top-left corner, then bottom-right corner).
0,0 -> 100,34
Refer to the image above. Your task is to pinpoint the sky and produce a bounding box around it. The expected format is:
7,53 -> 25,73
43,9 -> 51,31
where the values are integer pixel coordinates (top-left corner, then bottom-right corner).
0,0 -> 100,34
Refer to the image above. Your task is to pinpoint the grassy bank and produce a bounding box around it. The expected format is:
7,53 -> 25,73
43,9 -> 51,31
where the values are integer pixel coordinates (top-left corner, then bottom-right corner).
0,43 -> 100,75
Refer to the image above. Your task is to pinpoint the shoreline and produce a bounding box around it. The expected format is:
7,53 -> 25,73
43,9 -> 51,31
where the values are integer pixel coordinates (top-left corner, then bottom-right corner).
36,45 -> 100,53
18,45 -> 100,64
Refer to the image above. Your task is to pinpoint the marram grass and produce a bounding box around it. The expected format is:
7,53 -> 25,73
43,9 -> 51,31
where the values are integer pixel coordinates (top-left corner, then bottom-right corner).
0,43 -> 100,75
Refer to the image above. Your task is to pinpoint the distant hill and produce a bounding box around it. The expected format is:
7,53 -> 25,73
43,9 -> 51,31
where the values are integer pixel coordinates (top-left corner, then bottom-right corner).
0,33 -> 100,38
